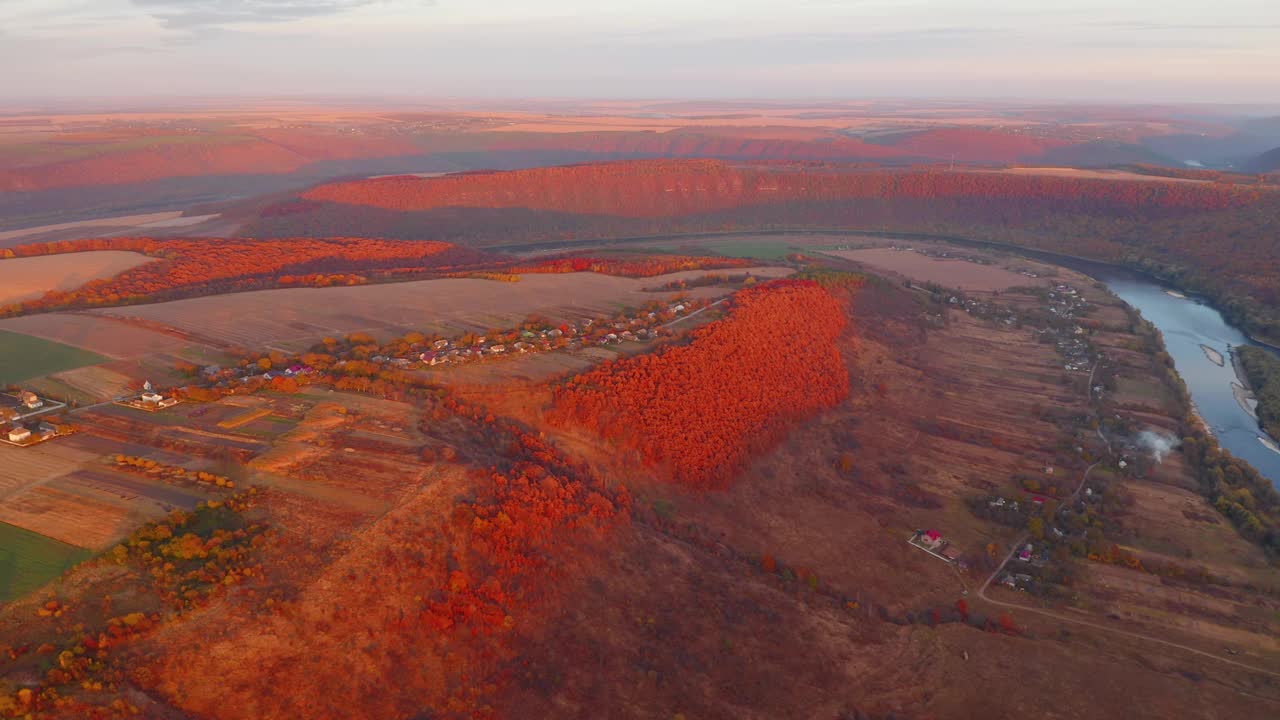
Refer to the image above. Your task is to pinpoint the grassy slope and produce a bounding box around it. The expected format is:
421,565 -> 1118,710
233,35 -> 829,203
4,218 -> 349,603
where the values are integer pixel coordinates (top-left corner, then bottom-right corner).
0,329 -> 107,385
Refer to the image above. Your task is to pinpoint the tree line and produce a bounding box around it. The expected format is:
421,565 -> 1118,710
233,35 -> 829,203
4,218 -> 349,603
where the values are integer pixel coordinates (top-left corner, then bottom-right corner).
1238,346 -> 1280,441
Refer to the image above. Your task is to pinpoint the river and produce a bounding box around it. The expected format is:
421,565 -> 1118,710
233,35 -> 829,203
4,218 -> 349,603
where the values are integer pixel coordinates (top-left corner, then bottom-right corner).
834,230 -> 1280,486
1092,269 -> 1280,486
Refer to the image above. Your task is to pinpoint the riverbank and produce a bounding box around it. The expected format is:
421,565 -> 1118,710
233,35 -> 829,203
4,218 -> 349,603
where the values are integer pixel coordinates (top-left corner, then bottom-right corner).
1237,345 -> 1280,449
1231,348 -> 1261,420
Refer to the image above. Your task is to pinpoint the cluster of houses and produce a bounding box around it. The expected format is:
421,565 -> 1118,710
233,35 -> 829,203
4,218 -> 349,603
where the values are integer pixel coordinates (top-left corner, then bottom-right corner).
352,303 -> 696,372
0,390 -> 71,447
1041,284 -> 1094,372
200,363 -> 318,389
895,245 -> 996,267
415,315 -> 673,369
946,293 -> 1021,327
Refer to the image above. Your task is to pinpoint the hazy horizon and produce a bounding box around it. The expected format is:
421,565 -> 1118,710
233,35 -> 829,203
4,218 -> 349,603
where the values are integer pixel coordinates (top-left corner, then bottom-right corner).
2,0 -> 1278,104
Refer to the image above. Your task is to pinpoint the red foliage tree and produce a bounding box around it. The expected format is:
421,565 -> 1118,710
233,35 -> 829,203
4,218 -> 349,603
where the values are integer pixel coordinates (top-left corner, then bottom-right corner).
550,279 -> 853,488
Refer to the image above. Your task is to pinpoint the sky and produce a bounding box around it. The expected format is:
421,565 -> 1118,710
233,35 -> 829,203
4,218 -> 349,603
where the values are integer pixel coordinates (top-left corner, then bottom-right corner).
1,0 -> 1278,104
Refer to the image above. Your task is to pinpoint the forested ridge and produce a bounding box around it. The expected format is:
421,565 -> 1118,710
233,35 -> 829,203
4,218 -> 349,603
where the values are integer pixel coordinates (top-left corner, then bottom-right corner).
0,237 -> 486,315
0,237 -> 753,316
304,159 -> 1256,216
268,159 -> 1280,343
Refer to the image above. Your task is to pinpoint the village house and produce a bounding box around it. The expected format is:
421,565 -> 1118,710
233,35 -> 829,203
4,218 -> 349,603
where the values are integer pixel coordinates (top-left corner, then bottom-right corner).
7,426 -> 32,443
19,391 -> 42,410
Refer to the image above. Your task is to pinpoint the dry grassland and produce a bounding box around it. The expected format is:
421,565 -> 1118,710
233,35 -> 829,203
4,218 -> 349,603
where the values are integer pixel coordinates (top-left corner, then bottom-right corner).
823,247 -> 1046,291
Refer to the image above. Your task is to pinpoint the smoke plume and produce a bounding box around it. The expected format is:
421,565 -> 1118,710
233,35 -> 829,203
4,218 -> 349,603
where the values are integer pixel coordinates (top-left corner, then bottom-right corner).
1137,429 -> 1180,463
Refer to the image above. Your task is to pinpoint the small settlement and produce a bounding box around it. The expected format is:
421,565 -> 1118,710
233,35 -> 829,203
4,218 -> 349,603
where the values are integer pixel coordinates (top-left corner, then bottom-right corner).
0,389 -> 71,447
198,298 -> 703,392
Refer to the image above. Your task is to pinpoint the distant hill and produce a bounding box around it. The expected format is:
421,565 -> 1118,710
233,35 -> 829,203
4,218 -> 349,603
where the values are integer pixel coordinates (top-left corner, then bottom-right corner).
1140,132 -> 1278,167
1247,146 -> 1280,173
238,159 -> 1280,344
1035,141 -> 1174,168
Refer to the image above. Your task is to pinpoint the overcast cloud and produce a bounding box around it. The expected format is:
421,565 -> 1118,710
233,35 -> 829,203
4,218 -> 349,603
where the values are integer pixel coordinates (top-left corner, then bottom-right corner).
0,0 -> 1276,103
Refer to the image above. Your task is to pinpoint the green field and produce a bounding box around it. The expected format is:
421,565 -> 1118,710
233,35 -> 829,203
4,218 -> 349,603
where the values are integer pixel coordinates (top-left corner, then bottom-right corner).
703,240 -> 798,260
0,329 -> 107,385
0,522 -> 92,602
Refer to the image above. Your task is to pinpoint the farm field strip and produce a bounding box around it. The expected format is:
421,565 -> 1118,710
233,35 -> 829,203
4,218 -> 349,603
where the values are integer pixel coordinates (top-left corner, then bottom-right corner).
0,485 -> 137,550
45,365 -> 135,401
66,467 -> 209,509
0,443 -> 99,499
76,267 -> 792,347
821,247 -> 1048,291
0,329 -> 110,385
0,470 -> 208,551
0,521 -> 91,602
0,251 -> 154,305
0,313 -> 187,359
